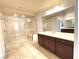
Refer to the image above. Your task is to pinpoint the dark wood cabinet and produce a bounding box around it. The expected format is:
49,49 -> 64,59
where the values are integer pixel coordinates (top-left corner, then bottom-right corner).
38,34 -> 74,59
38,34 -> 44,46
56,39 -> 73,59
61,28 -> 74,33
38,34 -> 55,53
43,36 -> 55,53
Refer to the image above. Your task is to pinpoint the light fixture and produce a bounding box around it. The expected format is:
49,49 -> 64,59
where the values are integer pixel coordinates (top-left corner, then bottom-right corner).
53,6 -> 63,11
27,19 -> 32,22
0,12 -> 3,16
53,0 -> 64,11
14,14 -> 18,17
45,0 -> 65,16
22,15 -> 25,17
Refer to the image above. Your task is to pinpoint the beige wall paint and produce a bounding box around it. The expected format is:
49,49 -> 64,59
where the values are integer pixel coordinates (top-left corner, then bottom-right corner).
64,8 -> 75,20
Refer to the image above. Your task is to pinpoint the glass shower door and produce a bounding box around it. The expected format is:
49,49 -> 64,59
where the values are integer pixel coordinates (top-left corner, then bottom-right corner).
2,16 -> 28,51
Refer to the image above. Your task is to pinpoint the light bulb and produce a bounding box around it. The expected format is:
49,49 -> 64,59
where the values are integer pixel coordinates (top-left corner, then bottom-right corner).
14,14 -> 18,17
22,15 -> 25,17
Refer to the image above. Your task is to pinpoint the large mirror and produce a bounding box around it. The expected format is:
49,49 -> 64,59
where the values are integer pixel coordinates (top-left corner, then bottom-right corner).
60,18 -> 75,33
60,18 -> 75,29
42,17 -> 52,31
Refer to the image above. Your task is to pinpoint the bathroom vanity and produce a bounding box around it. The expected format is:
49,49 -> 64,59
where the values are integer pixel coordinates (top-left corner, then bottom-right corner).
38,32 -> 74,59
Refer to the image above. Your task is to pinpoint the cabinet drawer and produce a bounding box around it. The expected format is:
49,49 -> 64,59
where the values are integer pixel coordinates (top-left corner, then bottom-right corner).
56,38 -> 73,46
42,35 -> 48,39
38,34 -> 44,37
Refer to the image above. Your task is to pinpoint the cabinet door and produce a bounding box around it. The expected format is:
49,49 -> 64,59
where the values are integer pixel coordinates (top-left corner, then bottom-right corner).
43,37 -> 50,49
49,37 -> 55,53
38,34 -> 43,46
56,40 -> 73,59
43,36 -> 55,53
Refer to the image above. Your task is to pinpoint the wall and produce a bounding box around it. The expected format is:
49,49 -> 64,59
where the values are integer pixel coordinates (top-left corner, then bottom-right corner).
0,17 -> 5,59
32,18 -> 37,34
36,7 -> 74,32
35,0 -> 75,33
36,16 -> 43,32
42,16 -> 57,32
0,16 -> 37,51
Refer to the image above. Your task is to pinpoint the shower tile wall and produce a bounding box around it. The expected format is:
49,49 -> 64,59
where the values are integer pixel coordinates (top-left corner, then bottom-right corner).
1,16 -> 36,51
1,16 -> 60,59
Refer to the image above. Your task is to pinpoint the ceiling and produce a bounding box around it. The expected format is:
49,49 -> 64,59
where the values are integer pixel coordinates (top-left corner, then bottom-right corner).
0,0 -> 74,16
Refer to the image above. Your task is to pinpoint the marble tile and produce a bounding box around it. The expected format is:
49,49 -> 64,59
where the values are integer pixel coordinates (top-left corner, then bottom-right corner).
4,32 -> 60,59
3,17 -> 60,59
33,43 -> 60,59
5,38 -> 60,59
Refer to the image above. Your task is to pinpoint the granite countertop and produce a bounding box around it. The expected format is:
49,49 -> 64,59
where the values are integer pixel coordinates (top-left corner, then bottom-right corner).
38,31 -> 74,42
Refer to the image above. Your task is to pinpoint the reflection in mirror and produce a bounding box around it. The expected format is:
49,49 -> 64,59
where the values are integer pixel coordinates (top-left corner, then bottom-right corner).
42,17 -> 52,31
60,19 -> 75,29
60,18 -> 75,33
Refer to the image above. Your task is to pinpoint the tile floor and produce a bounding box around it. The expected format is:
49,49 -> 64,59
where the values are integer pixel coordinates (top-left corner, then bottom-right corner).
5,37 -> 60,59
